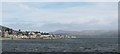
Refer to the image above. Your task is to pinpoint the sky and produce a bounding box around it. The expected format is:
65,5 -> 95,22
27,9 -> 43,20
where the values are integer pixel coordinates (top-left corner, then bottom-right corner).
1,0 -> 119,2
1,2 -> 118,32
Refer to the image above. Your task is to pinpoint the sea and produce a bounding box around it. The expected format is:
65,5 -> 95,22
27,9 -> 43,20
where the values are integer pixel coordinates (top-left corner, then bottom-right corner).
1,38 -> 119,54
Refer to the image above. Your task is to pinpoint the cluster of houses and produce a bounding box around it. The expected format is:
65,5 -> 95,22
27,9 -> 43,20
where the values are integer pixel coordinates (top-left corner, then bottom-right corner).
0,25 -> 65,39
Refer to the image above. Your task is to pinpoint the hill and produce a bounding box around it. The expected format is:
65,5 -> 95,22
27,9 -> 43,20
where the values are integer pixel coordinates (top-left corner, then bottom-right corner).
50,30 -> 118,38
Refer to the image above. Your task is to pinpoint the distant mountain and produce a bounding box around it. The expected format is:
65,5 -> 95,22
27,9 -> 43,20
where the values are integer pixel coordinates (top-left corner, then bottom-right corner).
50,30 -> 118,38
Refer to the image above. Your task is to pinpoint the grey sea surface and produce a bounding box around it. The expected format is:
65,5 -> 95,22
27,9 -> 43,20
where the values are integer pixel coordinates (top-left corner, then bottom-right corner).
2,38 -> 118,52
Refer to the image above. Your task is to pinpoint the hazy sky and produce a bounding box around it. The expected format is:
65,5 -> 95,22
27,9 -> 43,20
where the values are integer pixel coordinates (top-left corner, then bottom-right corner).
1,0 -> 119,2
2,2 -> 118,32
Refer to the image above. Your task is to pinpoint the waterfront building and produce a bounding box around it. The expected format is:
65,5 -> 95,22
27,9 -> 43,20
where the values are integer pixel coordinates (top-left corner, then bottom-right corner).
0,25 -> 65,39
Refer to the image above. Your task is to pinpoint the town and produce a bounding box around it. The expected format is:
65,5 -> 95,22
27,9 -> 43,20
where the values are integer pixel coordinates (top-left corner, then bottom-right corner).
0,25 -> 66,39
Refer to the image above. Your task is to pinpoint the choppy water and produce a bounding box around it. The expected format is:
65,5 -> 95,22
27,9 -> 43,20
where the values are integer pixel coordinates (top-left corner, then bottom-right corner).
2,38 -> 118,52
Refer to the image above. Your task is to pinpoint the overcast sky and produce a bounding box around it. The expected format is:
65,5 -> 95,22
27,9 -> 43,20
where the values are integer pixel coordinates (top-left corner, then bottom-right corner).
1,2 -> 118,32
1,0 -> 119,2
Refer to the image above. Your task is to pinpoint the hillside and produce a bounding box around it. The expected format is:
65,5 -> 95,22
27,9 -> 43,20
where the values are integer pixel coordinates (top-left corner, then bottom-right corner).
50,30 -> 118,38
0,25 -> 12,30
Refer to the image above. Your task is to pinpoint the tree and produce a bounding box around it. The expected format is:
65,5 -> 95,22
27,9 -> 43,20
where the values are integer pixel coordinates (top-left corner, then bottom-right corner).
19,29 -> 21,32
25,31 -> 29,36
8,29 -> 13,35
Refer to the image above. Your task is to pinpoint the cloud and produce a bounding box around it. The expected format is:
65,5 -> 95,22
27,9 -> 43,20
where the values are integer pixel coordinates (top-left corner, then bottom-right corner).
2,2 -> 118,32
